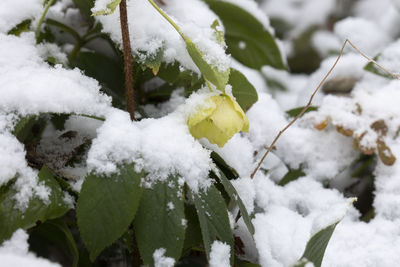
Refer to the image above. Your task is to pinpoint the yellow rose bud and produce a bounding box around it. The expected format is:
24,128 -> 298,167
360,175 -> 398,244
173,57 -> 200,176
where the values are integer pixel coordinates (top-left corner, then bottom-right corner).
187,94 -> 249,147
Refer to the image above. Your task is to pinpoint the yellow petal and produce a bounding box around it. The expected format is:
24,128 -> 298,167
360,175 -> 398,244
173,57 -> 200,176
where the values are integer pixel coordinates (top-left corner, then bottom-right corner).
187,94 -> 250,147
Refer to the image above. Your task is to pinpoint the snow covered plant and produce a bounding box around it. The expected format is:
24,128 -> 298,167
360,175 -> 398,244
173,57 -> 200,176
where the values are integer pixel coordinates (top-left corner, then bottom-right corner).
3,0 -> 400,266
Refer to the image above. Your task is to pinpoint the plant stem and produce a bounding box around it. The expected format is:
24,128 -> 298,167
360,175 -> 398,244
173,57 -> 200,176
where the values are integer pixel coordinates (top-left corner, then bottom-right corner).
35,0 -> 55,42
120,0 -> 135,121
147,0 -> 185,39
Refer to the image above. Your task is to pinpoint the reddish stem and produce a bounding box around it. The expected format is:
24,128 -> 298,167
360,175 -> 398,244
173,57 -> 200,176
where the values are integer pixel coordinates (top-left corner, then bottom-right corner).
120,0 -> 135,121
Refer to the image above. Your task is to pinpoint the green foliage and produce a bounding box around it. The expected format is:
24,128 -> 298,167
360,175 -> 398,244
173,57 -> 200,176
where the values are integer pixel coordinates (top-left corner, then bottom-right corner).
295,220 -> 341,267
8,20 -> 31,36
286,106 -> 318,117
72,0 -> 95,21
204,0 -> 286,70
134,177 -> 185,265
364,57 -> 394,79
72,51 -> 125,107
76,164 -> 144,261
0,166 -> 70,244
193,185 -> 234,263
29,218 -> 79,267
279,166 -> 306,186
216,171 -> 254,235
185,38 -> 230,91
229,68 -> 258,111
92,0 -> 121,16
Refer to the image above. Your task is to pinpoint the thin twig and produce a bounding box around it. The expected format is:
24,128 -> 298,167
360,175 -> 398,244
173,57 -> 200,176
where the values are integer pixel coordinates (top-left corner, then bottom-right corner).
250,39 -> 400,179
120,0 -> 135,121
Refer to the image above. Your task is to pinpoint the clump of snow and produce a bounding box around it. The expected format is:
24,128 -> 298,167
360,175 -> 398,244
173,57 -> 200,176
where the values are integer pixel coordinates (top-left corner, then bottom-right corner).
0,0 -> 42,33
87,90 -> 219,192
261,0 -> 336,37
252,176 -> 356,267
95,0 -> 230,73
92,0 -> 116,15
0,229 -> 61,267
373,39 -> 400,76
311,30 -> 341,57
325,218 -> 400,266
0,32 -> 111,207
353,0 -> 400,38
334,17 -> 391,56
152,248 -> 175,267
209,241 -> 231,267
0,33 -> 111,116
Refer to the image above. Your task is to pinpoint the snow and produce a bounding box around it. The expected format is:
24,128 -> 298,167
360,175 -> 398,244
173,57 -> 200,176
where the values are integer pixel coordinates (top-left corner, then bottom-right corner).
4,0 -> 400,266
209,241 -> 231,267
333,17 -> 391,56
0,32 -> 110,207
0,0 -> 42,34
153,248 -> 175,267
94,0 -> 230,73
221,0 -> 274,33
87,90 -> 218,192
0,33 -> 111,116
0,229 -> 61,267
261,0 -> 336,37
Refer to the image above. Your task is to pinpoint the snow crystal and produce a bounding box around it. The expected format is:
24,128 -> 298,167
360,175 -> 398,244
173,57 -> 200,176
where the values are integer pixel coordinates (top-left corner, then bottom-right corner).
153,248 -> 175,267
209,241 -> 230,267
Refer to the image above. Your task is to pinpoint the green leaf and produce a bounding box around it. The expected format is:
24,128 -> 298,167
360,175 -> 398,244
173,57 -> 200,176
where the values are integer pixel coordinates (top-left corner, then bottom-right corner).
296,221 -> 341,267
76,163 -> 144,261
92,0 -> 121,16
29,218 -> 79,267
147,0 -> 228,91
134,176 -> 185,265
211,19 -> 225,45
286,106 -> 318,117
211,152 -> 239,180
229,68 -> 258,111
364,57 -> 393,79
50,113 -> 70,131
8,20 -> 31,36
182,204 -> 203,253
279,166 -> 305,186
12,115 -> 38,143
0,166 -> 71,244
185,38 -> 230,91
192,185 -> 234,263
138,47 -> 164,76
216,171 -> 254,235
72,0 -> 95,21
204,0 -> 286,70
72,51 -> 125,108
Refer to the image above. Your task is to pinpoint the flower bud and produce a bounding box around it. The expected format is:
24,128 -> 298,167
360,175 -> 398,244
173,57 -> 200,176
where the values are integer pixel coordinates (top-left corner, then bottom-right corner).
187,94 -> 249,147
